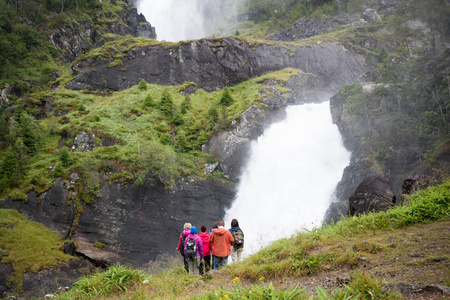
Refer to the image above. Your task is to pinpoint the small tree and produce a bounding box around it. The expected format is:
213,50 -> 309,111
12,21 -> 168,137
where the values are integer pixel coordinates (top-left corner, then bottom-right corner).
207,106 -> 219,126
172,113 -> 185,126
138,79 -> 148,91
219,87 -> 234,107
59,147 -> 72,167
159,91 -> 174,117
143,94 -> 156,108
175,133 -> 190,153
180,95 -> 191,114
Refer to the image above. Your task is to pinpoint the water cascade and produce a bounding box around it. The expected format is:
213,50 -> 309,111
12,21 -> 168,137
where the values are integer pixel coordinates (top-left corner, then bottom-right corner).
136,0 -> 242,42
224,101 -> 351,258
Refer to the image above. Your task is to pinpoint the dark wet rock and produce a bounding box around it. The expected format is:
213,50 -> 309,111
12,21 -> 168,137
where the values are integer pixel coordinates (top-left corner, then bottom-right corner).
74,178 -> 235,266
349,175 -> 396,216
61,241 -> 77,256
0,176 -> 235,267
0,263 -> 14,295
0,179 -> 75,238
401,175 -> 437,196
66,38 -> 364,93
21,259 -> 96,299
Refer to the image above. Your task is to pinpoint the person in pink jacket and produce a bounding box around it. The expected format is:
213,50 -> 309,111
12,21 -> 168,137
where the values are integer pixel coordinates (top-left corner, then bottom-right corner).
176,223 -> 191,272
184,226 -> 204,276
198,225 -> 211,274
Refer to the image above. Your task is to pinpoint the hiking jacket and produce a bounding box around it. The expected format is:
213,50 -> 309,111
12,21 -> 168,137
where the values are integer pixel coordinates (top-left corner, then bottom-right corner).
199,232 -> 211,256
177,229 -> 191,251
229,226 -> 244,248
184,233 -> 204,259
209,227 -> 234,257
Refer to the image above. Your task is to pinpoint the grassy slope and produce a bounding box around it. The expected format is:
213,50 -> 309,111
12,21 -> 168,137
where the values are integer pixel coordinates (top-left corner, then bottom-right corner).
53,181 -> 449,299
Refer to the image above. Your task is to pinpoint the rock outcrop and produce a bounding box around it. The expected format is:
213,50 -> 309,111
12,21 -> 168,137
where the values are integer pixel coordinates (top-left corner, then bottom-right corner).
66,38 -> 364,92
0,177 -> 235,267
50,3 -> 156,61
268,1 -> 397,42
349,175 -> 396,216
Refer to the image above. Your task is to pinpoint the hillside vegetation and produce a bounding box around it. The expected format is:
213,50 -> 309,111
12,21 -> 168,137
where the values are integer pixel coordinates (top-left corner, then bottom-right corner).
49,181 -> 449,299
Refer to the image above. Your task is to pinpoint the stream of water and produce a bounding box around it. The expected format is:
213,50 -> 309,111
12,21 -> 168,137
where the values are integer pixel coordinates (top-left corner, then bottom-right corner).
224,101 -> 351,259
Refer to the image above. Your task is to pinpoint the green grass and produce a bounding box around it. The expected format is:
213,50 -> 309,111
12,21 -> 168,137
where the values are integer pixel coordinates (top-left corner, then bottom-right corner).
52,180 -> 448,300
0,209 -> 73,290
0,68 -> 299,200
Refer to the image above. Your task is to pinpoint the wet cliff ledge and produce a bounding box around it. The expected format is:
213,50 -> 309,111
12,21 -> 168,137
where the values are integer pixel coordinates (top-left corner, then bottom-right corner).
0,177 -> 235,267
66,37 -> 365,92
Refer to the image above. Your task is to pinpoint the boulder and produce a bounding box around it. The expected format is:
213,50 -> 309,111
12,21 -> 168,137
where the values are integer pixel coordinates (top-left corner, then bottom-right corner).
401,174 -> 436,195
349,175 -> 396,216
72,131 -> 96,152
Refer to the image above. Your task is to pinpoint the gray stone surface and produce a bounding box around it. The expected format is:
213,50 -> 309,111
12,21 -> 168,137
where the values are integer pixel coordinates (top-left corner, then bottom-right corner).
66,38 -> 364,93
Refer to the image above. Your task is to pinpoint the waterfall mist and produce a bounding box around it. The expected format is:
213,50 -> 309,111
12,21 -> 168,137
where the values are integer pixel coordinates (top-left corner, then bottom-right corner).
136,0 -> 244,41
224,101 -> 351,258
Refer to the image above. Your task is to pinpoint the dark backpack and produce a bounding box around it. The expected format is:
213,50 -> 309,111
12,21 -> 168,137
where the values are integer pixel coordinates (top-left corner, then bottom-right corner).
184,237 -> 196,258
232,229 -> 244,248
180,235 -> 187,256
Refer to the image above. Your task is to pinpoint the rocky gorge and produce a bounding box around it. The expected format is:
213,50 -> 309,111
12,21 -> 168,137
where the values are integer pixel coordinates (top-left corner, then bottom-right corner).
0,0 -> 449,298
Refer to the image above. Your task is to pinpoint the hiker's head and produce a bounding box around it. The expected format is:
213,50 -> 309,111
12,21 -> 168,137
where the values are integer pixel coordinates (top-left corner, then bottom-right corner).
184,223 -> 192,230
201,225 -> 207,232
212,222 -> 219,229
190,226 -> 197,234
231,219 -> 239,227
218,221 -> 225,227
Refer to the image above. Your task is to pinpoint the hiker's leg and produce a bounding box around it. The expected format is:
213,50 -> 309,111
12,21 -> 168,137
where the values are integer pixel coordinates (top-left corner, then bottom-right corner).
204,255 -> 211,272
194,257 -> 200,276
236,248 -> 243,262
187,258 -> 195,275
231,247 -> 237,263
182,255 -> 189,272
213,255 -> 220,270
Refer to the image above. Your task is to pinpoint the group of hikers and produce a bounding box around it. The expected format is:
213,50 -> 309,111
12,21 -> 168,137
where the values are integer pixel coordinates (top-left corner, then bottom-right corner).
176,219 -> 245,275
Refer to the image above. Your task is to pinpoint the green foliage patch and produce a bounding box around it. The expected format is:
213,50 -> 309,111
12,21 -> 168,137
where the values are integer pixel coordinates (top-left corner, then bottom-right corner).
0,68 -> 298,199
0,209 -> 73,290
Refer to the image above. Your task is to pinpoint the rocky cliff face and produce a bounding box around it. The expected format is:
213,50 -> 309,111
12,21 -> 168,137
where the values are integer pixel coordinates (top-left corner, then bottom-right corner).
0,178 -> 235,267
66,38 -> 364,92
50,4 -> 156,62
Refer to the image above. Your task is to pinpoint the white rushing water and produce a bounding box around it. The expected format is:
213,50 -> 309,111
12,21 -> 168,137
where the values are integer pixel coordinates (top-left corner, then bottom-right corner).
136,0 -> 205,41
224,101 -> 351,259
136,0 -> 242,42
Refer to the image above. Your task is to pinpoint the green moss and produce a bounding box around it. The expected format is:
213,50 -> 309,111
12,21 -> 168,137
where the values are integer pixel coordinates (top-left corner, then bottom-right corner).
0,209 -> 73,290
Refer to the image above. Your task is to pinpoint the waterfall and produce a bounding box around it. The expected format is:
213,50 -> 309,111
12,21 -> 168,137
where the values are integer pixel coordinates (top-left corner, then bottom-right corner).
136,0 -> 205,41
136,0 -> 242,42
224,101 -> 351,259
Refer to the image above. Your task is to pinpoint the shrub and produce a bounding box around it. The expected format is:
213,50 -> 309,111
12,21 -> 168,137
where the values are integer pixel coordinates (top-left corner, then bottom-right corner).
143,93 -> 156,108
138,79 -> 147,91
59,147 -> 72,167
219,87 -> 234,106
159,91 -> 174,117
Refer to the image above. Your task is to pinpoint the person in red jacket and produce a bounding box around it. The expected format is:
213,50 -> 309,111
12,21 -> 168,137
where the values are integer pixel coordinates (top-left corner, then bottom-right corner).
209,220 -> 234,270
199,225 -> 211,274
